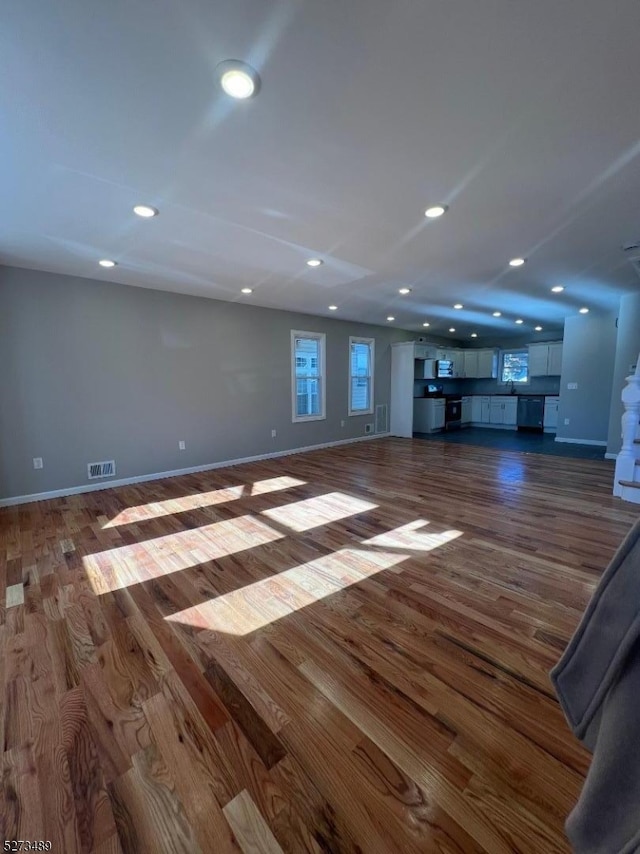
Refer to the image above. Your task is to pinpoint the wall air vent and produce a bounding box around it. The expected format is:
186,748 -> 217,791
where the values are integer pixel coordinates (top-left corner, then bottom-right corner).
375,404 -> 389,433
87,460 -> 116,480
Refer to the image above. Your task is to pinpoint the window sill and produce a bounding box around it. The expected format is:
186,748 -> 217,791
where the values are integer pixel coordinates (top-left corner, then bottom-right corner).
292,414 -> 326,423
348,409 -> 374,417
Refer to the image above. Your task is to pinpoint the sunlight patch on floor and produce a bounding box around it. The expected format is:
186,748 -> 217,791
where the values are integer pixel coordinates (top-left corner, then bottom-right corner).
84,515 -> 283,593
250,476 -> 306,495
361,520 -> 463,551
102,485 -> 247,527
166,547 -> 407,635
261,492 -> 377,532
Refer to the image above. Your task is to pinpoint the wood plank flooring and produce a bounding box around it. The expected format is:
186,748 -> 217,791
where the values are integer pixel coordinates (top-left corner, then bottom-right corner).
1,439 -> 636,852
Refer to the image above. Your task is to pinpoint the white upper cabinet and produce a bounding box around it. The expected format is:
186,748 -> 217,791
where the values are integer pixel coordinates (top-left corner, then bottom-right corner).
463,350 -> 479,378
529,342 -> 563,376
477,349 -> 498,379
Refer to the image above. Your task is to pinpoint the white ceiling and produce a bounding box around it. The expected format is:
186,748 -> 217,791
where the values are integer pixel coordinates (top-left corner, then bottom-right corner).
2,0 -> 640,339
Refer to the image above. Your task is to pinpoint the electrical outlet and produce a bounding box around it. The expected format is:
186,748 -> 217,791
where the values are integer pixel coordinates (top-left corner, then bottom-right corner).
365,423 -> 374,434
178,440 -> 186,450
341,420 -> 345,428
33,457 -> 43,470
271,429 -> 277,438
567,382 -> 578,390
564,418 -> 570,425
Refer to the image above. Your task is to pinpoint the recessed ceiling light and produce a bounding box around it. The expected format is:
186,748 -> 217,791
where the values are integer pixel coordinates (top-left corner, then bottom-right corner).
424,205 -> 448,218
98,259 -> 117,268
306,258 -> 323,267
217,60 -> 261,99
328,305 -> 338,311
422,322 -> 430,327
454,303 -> 463,310
387,316 -> 395,321
515,318 -> 524,324
509,257 -> 526,267
398,287 -> 411,295
579,307 -> 589,314
241,288 -> 253,294
471,333 -> 478,338
535,325 -> 543,331
551,285 -> 565,293
492,311 -> 502,317
133,204 -> 158,218
449,327 -> 456,333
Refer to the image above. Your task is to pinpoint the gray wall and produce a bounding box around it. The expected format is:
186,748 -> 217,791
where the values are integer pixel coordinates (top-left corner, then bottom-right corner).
556,312 -> 618,444
607,292 -> 640,454
0,266 -> 420,500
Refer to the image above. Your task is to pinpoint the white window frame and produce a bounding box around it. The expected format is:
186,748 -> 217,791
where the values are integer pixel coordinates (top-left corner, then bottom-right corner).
499,348 -> 530,386
348,336 -> 375,416
291,330 -> 326,422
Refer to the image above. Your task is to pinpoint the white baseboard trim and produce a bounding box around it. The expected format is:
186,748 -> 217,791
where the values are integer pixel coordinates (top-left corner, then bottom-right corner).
605,452 -> 618,460
0,432 -> 392,508
554,437 -> 608,447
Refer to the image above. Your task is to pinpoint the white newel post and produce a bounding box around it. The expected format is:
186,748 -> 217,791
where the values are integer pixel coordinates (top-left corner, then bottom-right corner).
614,354 -> 640,496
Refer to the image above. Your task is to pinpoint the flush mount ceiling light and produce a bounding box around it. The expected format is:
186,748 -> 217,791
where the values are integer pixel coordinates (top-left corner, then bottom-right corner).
133,204 -> 159,218
449,327 -> 456,333
241,287 -> 253,294
306,258 -> 323,267
453,303 -> 463,309
471,333 -> 478,338
551,285 -> 565,293
422,322 -> 430,327
386,316 -> 395,321
492,311 -> 502,317
424,205 -> 448,218
328,305 -> 338,311
535,325 -> 543,331
217,60 -> 261,99
515,318 -> 524,324
98,259 -> 117,268
398,287 -> 411,295
509,257 -> 526,267
579,307 -> 589,314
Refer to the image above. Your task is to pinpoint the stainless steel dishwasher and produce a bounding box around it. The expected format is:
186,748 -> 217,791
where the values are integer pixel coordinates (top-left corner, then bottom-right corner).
517,396 -> 544,431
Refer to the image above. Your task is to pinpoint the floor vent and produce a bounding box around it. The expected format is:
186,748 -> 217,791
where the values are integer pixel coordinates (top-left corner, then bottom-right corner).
87,460 -> 116,480
375,404 -> 389,433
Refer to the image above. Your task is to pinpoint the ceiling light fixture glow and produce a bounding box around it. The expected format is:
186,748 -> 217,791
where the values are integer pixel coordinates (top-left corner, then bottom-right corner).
454,303 -> 463,309
98,259 -> 117,268
328,305 -> 338,311
579,307 -> 589,314
449,327 -> 456,333
535,325 -> 543,331
509,257 -> 526,267
217,60 -> 261,99
387,316 -> 395,322
422,322 -> 430,327
133,204 -> 158,218
398,287 -> 411,295
306,258 -> 323,267
241,288 -> 253,294
492,311 -> 502,317
471,333 -> 478,338
424,205 -> 448,218
551,285 -> 565,293
515,319 -> 524,324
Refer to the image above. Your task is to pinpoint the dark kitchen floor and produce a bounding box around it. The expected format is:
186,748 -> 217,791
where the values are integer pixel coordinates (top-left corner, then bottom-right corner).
413,427 -> 608,459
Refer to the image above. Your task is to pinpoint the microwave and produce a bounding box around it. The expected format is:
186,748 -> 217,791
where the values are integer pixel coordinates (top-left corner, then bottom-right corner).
436,359 -> 454,378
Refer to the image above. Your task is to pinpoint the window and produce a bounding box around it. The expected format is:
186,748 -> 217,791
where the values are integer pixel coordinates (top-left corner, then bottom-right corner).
349,337 -> 374,415
500,350 -> 529,384
291,331 -> 326,421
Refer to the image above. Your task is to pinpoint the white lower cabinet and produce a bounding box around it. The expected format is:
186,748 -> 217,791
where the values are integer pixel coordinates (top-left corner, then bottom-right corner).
413,398 -> 445,433
461,396 -> 472,424
488,396 -> 517,426
544,396 -> 559,431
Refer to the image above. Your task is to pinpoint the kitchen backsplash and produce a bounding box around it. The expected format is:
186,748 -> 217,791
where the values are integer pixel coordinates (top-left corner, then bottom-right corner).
413,376 -> 561,397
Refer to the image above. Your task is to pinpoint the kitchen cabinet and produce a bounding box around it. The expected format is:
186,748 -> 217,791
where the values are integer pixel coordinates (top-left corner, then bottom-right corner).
463,351 -> 478,378
414,344 -> 438,360
436,349 -> 462,376
461,396 -> 472,425
490,396 -> 518,426
413,398 -> 445,433
414,359 -> 436,380
477,349 -> 498,379
470,395 -> 491,423
544,396 -> 560,431
529,342 -> 563,376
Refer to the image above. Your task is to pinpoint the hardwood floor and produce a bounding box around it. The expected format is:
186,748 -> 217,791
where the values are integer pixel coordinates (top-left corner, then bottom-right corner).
1,438 -> 636,853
